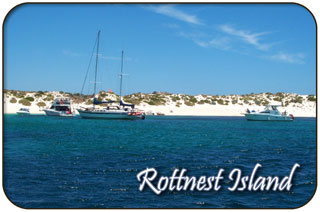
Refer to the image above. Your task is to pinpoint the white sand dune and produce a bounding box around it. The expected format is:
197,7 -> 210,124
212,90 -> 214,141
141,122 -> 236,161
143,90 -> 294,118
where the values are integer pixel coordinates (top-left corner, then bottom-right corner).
4,91 -> 316,117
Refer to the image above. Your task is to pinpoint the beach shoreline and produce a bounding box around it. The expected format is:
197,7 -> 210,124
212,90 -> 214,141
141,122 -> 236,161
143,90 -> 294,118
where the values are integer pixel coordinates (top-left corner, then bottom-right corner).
4,90 -> 316,117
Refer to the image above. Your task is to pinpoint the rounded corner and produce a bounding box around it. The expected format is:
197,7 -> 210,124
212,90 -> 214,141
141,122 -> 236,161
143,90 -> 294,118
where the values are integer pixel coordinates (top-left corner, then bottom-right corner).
292,184 -> 318,210
3,2 -> 29,27
2,185 -> 28,209
291,2 -> 318,29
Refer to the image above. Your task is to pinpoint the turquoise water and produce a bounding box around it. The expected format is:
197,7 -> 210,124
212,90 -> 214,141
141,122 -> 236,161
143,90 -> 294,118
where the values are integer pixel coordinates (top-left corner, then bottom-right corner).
3,115 -> 316,208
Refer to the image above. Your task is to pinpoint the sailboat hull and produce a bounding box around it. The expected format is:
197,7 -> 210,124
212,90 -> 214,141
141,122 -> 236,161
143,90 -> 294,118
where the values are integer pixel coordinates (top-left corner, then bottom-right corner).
77,109 -> 144,120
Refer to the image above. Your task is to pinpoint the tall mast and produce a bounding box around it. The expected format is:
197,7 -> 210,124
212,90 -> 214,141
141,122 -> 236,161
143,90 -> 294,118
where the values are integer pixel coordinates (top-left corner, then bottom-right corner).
119,50 -> 124,101
93,30 -> 101,97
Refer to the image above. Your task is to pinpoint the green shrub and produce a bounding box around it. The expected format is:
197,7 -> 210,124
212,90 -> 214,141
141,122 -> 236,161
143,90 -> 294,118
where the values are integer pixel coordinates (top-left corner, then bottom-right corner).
184,100 -> 195,106
37,102 -> 46,107
19,99 -> 31,106
203,99 -> 212,104
275,92 -> 285,99
254,99 -> 261,106
217,99 -> 224,105
147,95 -> 166,105
198,100 -> 205,104
307,95 -> 316,102
35,91 -> 45,97
100,93 -> 107,98
16,93 -> 25,98
10,98 -> 17,103
44,94 -> 54,101
85,99 -> 93,105
290,96 -> 303,104
11,91 -> 17,97
273,97 -> 282,102
123,96 -> 142,105
171,96 -> 180,102
189,96 -> 197,103
25,96 -> 35,102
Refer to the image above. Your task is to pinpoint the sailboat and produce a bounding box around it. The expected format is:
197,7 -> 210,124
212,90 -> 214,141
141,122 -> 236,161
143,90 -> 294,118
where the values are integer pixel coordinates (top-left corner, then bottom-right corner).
77,31 -> 145,120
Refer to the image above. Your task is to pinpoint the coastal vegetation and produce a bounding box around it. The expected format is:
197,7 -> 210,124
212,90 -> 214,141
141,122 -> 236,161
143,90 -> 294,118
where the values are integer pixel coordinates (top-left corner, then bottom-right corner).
10,98 -> 17,103
3,89 -> 317,111
18,98 -> 31,106
307,95 -> 316,102
36,102 -> 46,107
25,97 -> 35,102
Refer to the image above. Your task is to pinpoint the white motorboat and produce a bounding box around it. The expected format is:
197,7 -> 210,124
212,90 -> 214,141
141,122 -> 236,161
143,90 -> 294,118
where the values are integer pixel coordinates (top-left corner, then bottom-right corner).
245,105 -> 294,121
17,108 -> 30,116
77,31 -> 145,120
44,98 -> 75,117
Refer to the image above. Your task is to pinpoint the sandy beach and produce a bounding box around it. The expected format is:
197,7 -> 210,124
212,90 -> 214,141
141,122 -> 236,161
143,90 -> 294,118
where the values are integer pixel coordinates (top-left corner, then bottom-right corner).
3,90 -> 316,117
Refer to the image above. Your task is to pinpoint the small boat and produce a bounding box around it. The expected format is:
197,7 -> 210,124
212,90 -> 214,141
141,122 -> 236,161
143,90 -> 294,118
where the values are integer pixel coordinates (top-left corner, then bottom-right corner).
17,108 -> 30,116
43,98 -> 75,117
77,31 -> 145,120
245,105 -> 294,121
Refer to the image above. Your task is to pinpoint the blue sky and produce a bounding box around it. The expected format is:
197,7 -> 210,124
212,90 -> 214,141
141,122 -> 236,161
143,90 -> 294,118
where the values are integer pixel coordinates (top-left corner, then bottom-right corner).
4,4 -> 316,95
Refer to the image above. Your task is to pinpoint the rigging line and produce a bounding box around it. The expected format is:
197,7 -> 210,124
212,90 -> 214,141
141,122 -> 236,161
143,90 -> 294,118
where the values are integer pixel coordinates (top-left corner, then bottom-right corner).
80,33 -> 99,95
119,50 -> 124,100
93,30 -> 101,97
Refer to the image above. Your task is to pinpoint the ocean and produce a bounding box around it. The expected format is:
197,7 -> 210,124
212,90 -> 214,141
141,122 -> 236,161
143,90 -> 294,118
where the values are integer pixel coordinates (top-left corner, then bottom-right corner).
3,115 -> 316,208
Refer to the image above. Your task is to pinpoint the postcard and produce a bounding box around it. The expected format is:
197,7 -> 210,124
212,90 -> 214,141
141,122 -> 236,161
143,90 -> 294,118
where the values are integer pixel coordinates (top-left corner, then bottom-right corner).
2,3 -> 316,209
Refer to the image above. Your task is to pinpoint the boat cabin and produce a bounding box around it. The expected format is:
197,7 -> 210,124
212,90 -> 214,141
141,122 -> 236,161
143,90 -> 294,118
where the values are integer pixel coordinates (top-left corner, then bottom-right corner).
260,105 -> 281,115
53,98 -> 71,105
